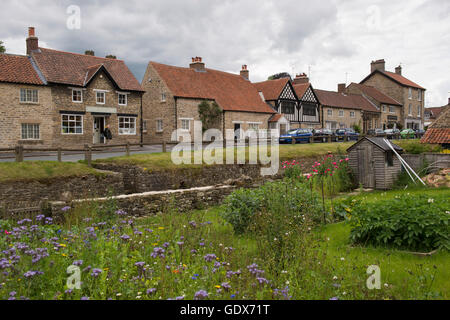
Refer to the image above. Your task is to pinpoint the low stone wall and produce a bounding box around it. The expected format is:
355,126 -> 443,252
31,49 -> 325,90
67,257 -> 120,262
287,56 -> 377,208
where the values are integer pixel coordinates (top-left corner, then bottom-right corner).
0,170 -> 124,211
50,185 -> 238,221
92,163 -> 278,194
403,153 -> 450,173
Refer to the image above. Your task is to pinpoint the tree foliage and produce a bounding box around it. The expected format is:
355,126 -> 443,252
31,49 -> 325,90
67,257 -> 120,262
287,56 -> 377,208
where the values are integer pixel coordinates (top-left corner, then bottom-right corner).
0,41 -> 5,53
267,72 -> 291,81
84,50 -> 95,56
198,101 -> 222,131
105,54 -> 117,59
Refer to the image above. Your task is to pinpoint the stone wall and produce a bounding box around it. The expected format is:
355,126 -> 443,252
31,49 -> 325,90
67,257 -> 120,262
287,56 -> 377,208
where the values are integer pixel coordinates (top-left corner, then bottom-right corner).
92,162 -> 272,194
322,106 -> 362,129
50,185 -> 238,221
0,170 -> 124,212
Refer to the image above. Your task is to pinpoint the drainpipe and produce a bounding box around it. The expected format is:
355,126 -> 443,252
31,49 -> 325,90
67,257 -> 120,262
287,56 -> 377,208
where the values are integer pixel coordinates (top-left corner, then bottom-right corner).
140,93 -> 143,147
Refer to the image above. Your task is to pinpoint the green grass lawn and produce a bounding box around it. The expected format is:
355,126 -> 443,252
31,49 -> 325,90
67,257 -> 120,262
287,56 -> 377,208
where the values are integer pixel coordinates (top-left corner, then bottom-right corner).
0,161 -> 103,183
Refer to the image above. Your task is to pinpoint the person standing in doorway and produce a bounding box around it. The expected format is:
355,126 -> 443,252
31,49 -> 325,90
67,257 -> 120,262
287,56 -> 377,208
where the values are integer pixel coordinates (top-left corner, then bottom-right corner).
103,124 -> 113,144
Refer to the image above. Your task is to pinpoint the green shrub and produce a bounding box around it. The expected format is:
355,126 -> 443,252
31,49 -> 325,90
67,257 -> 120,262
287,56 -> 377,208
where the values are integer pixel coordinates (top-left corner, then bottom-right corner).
348,195 -> 450,251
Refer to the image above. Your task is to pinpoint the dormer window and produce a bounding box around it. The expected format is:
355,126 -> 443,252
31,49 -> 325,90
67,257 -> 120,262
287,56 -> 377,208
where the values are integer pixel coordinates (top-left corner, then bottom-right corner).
72,89 -> 83,103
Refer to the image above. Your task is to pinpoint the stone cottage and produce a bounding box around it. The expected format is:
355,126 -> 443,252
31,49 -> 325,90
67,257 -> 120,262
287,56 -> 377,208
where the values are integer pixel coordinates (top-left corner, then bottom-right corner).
0,27 -> 144,148
141,58 -> 275,143
360,59 -> 425,130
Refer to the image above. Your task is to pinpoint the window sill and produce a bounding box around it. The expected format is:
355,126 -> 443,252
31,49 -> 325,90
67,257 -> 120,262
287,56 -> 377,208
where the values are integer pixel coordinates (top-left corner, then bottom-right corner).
20,102 -> 40,105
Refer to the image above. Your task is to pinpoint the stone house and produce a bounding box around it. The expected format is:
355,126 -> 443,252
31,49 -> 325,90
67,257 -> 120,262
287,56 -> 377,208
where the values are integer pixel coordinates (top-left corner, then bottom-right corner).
315,85 -> 380,132
360,59 -> 425,130
254,73 -> 321,130
424,99 -> 449,127
141,58 -> 275,143
0,27 -> 144,148
421,105 -> 450,147
346,83 -> 403,131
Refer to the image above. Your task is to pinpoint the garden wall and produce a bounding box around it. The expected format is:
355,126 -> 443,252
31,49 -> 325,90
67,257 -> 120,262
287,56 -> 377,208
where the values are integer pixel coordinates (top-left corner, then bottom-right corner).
402,153 -> 450,172
0,170 -> 124,212
49,185 -> 238,221
92,163 -> 279,193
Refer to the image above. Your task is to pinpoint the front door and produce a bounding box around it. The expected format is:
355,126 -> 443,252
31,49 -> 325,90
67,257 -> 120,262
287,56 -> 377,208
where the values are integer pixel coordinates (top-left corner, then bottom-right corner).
93,117 -> 105,144
357,146 -> 375,188
234,123 -> 241,141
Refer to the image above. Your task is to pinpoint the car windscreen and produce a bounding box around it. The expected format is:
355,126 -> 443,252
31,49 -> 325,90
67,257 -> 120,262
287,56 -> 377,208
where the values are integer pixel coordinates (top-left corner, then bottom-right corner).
287,129 -> 298,134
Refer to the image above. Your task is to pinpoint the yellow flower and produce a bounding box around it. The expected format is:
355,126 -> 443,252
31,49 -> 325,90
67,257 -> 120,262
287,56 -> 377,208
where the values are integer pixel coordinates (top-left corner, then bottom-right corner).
215,285 -> 221,289
345,208 -> 352,213
62,253 -> 67,257
59,243 -> 67,247
104,268 -> 109,271
152,243 -> 158,246
158,227 -> 164,230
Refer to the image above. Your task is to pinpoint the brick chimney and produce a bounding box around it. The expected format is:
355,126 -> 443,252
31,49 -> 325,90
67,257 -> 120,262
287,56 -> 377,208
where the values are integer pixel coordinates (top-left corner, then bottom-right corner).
189,57 -> 205,72
338,83 -> 346,94
371,59 -> 385,73
26,27 -> 39,55
292,73 -> 309,85
395,65 -> 402,75
240,65 -> 249,80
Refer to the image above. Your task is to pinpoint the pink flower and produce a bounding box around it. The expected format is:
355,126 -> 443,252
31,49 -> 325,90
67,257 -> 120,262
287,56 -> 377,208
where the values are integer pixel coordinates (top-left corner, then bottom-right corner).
333,162 -> 337,165
4,230 -> 11,235
345,158 -> 349,161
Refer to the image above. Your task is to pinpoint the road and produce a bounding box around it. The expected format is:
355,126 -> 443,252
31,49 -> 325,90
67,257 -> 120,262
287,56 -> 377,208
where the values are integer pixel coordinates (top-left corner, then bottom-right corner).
0,145 -> 176,162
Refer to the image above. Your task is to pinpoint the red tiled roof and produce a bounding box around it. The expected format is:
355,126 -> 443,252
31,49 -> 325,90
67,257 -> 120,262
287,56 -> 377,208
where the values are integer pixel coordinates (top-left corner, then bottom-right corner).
151,61 -> 274,114
382,71 -> 425,90
0,54 -> 44,85
426,107 -> 444,119
315,89 -> 380,113
268,114 -> 283,122
422,106 -> 450,144
253,78 -> 290,101
348,83 -> 402,106
31,48 -> 143,91
293,83 -> 310,100
421,128 -> 450,144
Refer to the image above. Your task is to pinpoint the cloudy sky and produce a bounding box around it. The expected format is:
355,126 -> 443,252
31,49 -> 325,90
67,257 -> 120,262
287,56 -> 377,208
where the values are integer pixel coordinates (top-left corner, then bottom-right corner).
1,0 -> 449,107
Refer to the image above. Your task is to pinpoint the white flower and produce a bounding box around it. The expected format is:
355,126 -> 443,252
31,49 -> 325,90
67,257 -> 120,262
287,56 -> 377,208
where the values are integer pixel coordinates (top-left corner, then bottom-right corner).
343,291 -> 347,295
136,295 -> 141,299
428,198 -> 434,203
340,257 -> 345,261
286,281 -> 290,285
384,283 -> 389,288
333,276 -> 338,280
327,237 -> 330,241
116,293 -> 122,296
137,292 -> 142,295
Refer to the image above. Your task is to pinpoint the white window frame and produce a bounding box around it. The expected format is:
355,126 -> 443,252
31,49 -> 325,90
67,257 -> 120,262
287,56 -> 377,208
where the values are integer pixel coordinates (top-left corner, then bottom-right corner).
143,120 -> 148,133
389,106 -> 395,113
418,90 -> 422,101
21,123 -> 40,140
156,119 -> 163,132
95,91 -> 106,105
61,114 -> 83,135
408,104 -> 412,116
382,105 -> 386,112
180,118 -> 190,131
327,109 -> 332,116
72,89 -> 83,103
417,105 -> 421,117
20,88 -> 39,103
247,122 -> 261,131
350,111 -> 355,118
118,116 -> 136,135
118,92 -> 128,106
408,88 -> 412,100
338,110 -> 344,117
161,92 -> 166,102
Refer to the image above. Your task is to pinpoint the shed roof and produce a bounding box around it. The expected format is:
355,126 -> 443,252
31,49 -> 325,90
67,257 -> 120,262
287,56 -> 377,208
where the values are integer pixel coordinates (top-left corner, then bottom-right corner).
347,137 -> 403,152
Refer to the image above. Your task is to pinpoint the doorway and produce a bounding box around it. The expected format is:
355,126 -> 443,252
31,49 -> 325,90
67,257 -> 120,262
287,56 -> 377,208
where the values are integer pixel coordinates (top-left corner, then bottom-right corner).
93,116 -> 105,144
357,146 -> 375,188
234,123 -> 241,142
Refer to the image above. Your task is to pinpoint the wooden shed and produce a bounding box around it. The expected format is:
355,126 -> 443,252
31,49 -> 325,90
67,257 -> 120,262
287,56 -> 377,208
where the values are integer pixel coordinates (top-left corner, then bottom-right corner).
347,137 -> 403,190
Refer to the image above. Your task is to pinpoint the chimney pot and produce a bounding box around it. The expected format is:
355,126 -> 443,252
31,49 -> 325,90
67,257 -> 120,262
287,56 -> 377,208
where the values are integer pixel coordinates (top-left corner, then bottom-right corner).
189,56 -> 205,72
395,65 -> 402,75
371,59 -> 386,73
338,83 -> 346,94
28,27 -> 35,37
292,73 -> 309,85
240,65 -> 249,80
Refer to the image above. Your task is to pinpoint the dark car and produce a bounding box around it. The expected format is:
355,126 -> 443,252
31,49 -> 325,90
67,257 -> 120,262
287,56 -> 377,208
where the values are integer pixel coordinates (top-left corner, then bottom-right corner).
312,128 -> 333,143
334,128 -> 360,141
384,128 -> 401,139
414,129 -> 425,137
279,128 -> 313,144
367,128 -> 385,136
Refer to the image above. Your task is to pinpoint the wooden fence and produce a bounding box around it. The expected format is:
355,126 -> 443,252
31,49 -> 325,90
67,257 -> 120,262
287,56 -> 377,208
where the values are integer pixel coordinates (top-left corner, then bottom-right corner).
0,133 -> 423,165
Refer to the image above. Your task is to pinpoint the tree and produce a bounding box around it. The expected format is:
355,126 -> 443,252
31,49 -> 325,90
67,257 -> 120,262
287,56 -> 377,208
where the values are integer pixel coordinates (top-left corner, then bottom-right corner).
267,72 -> 291,81
105,54 -> 117,59
198,101 -> 222,132
84,50 -> 95,56
0,41 -> 5,53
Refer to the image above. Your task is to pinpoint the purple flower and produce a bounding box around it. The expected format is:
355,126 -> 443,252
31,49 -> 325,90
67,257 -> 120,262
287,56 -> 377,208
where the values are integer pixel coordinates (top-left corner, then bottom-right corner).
221,282 -> 231,291
194,290 -> 208,300
23,270 -> 44,278
247,263 -> 264,277
91,268 -> 102,278
151,247 -> 165,259
35,215 -> 45,221
330,297 -> 339,300
189,221 -> 197,228
147,288 -> 156,295
120,234 -> 130,241
135,262 -> 145,268
256,277 -> 269,285
18,219 -> 32,225
177,241 -> 184,247
162,242 -> 170,248
203,254 -> 217,262
73,260 -> 83,266
61,206 -> 71,212
81,296 -> 90,300
115,209 -> 128,216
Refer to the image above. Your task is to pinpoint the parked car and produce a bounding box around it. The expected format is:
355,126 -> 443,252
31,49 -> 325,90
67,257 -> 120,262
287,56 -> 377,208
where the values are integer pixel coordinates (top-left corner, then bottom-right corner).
312,128 -> 333,143
334,128 -> 360,141
414,129 -> 425,137
279,128 -> 313,144
367,128 -> 385,136
384,128 -> 400,139
400,128 -> 416,139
